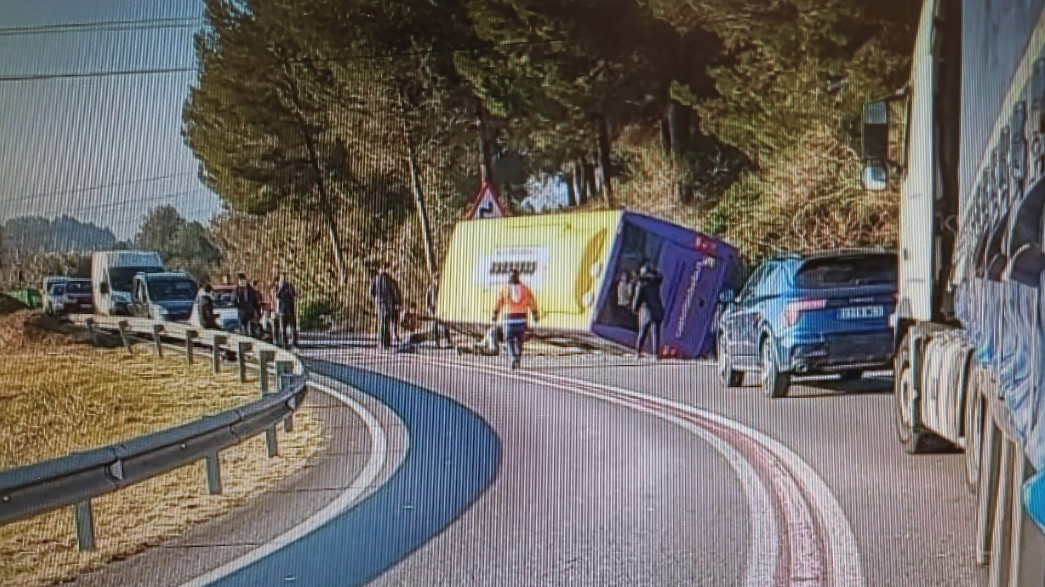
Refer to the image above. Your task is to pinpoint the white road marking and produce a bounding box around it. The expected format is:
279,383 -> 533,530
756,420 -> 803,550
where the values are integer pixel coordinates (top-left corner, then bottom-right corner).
180,379 -> 393,587
405,354 -> 864,587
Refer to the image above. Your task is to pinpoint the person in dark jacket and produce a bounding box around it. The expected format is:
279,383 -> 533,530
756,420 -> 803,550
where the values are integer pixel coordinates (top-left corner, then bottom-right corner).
234,273 -> 256,336
275,273 -> 298,348
369,264 -> 402,350
199,284 -> 219,330
632,263 -> 665,360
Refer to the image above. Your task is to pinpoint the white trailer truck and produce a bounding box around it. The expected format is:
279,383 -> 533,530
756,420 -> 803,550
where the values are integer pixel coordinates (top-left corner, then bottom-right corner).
90,250 -> 164,316
862,1 -> 1045,584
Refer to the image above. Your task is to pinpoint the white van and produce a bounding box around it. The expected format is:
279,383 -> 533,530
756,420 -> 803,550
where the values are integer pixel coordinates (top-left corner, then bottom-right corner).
90,251 -> 164,316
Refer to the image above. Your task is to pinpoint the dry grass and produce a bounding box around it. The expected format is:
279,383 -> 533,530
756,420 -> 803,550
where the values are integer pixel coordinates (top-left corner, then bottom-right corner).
0,312 -> 326,586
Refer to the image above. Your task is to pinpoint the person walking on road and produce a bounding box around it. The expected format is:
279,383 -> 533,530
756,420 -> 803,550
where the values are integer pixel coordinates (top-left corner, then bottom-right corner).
492,269 -> 540,370
275,273 -> 299,348
426,273 -> 452,348
632,263 -> 665,360
369,264 -> 402,350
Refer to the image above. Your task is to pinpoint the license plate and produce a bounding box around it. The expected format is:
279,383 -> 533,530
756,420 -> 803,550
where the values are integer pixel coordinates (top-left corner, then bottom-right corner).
838,305 -> 884,320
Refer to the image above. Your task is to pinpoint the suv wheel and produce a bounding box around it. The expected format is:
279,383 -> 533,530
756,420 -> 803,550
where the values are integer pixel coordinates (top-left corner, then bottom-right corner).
717,332 -> 743,387
761,337 -> 790,398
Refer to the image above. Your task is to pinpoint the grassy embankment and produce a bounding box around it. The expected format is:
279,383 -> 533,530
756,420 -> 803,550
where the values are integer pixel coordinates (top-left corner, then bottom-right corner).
0,306 -> 325,587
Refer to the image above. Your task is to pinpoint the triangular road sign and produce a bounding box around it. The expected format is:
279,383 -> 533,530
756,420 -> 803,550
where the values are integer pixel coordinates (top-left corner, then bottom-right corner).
465,182 -> 508,220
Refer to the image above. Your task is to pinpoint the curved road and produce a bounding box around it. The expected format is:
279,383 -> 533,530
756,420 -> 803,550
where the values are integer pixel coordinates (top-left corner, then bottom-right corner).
295,347 -> 985,587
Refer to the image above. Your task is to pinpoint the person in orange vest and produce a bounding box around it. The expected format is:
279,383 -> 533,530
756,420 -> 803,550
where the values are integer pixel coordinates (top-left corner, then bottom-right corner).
492,269 -> 540,369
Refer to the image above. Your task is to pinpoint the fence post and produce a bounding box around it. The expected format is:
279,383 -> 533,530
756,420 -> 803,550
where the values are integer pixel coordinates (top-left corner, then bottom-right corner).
205,452 -> 222,495
73,500 -> 95,551
152,324 -> 165,357
184,330 -> 198,365
276,361 -> 295,432
237,341 -> 253,383
211,335 -> 228,374
258,350 -> 276,395
117,320 -> 132,354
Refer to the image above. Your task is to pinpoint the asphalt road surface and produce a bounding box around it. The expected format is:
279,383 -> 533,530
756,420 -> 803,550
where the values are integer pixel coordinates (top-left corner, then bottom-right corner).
280,345 -> 987,587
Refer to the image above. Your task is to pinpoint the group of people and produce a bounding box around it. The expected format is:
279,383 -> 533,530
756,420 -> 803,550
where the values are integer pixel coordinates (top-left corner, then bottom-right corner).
617,263 -> 665,360
368,263 -> 453,351
369,259 -> 663,367
197,271 -> 299,348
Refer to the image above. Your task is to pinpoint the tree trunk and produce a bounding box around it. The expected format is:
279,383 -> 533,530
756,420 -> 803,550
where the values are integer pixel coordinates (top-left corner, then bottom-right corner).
564,172 -> 578,207
398,87 -> 437,278
582,157 -> 597,204
279,59 -> 346,285
660,117 -> 672,155
319,206 -> 347,286
476,106 -> 494,185
594,116 -> 613,204
667,101 -> 692,204
572,160 -> 586,206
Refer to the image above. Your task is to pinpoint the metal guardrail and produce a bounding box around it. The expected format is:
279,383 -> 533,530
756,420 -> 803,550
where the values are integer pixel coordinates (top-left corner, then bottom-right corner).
0,314 -> 309,551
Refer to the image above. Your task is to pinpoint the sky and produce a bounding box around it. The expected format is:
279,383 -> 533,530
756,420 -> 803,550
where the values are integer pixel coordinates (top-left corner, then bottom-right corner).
0,0 -> 222,241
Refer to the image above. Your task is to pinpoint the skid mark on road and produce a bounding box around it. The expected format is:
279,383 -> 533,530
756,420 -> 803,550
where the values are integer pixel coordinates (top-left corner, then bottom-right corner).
410,354 -> 863,587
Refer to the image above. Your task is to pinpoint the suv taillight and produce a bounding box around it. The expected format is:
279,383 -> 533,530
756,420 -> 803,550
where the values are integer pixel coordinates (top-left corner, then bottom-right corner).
785,298 -> 826,326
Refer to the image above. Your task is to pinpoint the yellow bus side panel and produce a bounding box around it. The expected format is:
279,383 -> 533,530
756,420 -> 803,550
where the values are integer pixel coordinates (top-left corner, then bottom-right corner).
437,211 -> 623,333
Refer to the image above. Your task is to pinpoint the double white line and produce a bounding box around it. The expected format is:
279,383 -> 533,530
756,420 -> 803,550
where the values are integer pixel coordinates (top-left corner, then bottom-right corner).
411,355 -> 865,587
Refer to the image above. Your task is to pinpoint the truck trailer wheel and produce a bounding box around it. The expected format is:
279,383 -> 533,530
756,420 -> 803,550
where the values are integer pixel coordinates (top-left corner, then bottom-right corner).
894,334 -> 933,454
963,364 -> 985,493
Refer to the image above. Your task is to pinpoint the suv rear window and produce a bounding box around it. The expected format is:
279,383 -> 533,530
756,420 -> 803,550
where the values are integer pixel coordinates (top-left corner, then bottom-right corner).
795,255 -> 897,289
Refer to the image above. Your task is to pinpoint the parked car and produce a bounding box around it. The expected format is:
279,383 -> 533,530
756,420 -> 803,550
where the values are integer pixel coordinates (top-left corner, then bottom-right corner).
44,278 -> 93,315
129,272 -> 198,322
716,250 -> 898,398
43,283 -> 65,316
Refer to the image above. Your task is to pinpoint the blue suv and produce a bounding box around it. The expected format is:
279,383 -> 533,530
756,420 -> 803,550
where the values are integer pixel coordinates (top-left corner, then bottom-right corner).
716,250 -> 897,397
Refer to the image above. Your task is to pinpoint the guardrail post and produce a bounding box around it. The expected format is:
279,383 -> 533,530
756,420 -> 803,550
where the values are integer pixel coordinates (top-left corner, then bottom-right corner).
152,324 -> 165,358
205,452 -> 222,495
258,350 -> 276,395
212,335 -> 228,374
117,320 -> 132,354
185,330 -> 198,365
237,342 -> 253,383
276,361 -> 294,432
73,500 -> 95,551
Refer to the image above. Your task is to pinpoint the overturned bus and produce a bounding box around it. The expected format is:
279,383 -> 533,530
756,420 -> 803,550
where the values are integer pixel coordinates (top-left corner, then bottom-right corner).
436,209 -> 742,359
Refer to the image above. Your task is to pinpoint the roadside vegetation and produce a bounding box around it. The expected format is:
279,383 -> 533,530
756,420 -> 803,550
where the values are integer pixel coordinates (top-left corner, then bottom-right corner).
0,1 -> 921,329
0,309 -> 324,586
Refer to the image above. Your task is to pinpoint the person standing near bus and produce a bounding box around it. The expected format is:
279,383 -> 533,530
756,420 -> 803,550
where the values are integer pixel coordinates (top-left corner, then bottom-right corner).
632,263 -> 665,360
492,269 -> 540,370
369,263 -> 402,350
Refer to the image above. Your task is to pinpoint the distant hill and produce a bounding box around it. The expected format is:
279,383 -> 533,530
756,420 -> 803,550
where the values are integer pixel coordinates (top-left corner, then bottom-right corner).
2,215 -> 117,253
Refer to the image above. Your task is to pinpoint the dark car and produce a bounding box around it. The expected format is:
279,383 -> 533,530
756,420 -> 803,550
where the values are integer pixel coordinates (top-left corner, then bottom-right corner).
716,250 -> 897,398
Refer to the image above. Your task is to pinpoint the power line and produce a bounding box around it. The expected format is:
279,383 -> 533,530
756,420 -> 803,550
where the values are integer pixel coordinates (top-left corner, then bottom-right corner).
0,17 -> 202,37
0,66 -> 196,83
0,38 -> 568,83
1,172 -> 197,207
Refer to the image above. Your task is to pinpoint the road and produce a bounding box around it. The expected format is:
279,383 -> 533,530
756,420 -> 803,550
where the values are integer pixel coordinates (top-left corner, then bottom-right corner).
284,345 -> 986,587
68,342 -> 987,586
